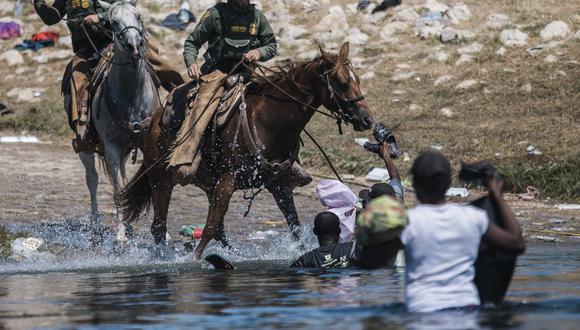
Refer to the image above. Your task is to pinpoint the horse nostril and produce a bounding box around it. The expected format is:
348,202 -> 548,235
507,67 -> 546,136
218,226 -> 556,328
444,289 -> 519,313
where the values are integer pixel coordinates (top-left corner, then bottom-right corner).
363,116 -> 374,128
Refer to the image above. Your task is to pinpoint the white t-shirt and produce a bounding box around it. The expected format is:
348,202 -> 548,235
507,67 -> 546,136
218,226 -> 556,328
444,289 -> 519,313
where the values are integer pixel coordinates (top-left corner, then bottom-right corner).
401,203 -> 489,313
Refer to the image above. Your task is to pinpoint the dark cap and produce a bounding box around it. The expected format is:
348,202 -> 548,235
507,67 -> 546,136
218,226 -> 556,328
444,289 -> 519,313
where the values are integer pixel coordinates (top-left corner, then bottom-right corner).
359,183 -> 396,202
411,151 -> 452,184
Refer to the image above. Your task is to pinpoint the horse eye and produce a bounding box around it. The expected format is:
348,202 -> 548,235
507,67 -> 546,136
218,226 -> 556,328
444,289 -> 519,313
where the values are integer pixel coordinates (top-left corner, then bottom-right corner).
338,81 -> 349,90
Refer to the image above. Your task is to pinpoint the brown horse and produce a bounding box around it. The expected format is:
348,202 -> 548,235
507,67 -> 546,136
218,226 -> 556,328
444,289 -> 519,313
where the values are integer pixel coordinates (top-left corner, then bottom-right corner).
118,42 -> 374,258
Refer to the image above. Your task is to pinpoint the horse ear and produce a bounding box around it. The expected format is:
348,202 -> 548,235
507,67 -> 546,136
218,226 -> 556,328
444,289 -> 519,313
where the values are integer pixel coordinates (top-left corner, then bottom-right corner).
319,44 -> 333,63
339,42 -> 350,60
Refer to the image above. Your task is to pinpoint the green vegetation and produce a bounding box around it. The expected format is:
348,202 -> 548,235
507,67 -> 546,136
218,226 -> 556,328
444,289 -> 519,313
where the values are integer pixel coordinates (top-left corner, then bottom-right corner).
499,155 -> 580,202
0,86 -> 69,136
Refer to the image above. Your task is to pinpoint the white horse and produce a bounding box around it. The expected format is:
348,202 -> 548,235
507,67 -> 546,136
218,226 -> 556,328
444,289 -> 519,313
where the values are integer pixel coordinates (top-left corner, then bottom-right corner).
79,0 -> 159,241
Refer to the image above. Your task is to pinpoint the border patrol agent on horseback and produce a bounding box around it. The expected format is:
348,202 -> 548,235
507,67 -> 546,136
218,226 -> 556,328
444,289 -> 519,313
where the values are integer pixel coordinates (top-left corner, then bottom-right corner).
183,0 -> 277,79
169,0 -> 278,176
33,0 -> 184,151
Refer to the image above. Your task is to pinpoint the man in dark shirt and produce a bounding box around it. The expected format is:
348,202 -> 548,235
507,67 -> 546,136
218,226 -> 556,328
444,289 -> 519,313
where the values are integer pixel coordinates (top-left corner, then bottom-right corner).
291,212 -> 354,269
292,196 -> 407,269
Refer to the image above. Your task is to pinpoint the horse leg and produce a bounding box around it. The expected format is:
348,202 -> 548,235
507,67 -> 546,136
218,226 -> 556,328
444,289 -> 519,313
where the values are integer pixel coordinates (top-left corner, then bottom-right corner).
151,174 -> 174,245
203,189 -> 230,248
194,174 -> 235,258
103,144 -> 131,242
78,151 -> 99,225
268,184 -> 301,241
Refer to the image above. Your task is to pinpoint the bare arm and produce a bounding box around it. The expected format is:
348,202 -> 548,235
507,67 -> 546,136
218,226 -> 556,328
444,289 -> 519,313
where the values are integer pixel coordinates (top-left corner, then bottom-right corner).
379,143 -> 400,181
482,175 -> 525,254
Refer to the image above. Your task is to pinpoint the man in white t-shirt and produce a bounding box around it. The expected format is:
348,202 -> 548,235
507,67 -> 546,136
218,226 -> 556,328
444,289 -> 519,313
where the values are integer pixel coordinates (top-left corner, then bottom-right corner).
401,151 -> 525,313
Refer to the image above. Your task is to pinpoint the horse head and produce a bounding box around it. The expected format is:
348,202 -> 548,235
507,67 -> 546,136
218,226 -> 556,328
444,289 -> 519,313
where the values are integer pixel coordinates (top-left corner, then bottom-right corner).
317,42 -> 374,131
108,0 -> 145,59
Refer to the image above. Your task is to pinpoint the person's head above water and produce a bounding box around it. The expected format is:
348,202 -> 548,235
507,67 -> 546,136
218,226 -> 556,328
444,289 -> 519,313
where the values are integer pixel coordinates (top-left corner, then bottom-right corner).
411,151 -> 452,204
359,183 -> 396,204
313,211 -> 341,246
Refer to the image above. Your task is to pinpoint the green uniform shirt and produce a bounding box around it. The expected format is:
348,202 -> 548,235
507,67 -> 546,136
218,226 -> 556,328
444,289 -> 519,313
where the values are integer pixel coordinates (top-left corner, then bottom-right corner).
33,0 -> 116,56
183,3 -> 277,68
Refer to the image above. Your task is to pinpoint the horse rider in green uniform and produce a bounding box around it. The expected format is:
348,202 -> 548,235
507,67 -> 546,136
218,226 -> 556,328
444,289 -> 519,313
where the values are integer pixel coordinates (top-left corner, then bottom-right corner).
33,0 -> 184,150
172,0 -> 311,188
183,0 -> 277,79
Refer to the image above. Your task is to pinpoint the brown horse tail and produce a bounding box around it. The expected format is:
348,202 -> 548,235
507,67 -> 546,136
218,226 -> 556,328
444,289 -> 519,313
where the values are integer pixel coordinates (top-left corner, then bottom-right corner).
115,161 -> 152,224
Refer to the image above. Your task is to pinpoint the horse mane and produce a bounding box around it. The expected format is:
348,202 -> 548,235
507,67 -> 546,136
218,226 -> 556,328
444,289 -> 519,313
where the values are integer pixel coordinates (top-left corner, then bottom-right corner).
251,52 -> 346,95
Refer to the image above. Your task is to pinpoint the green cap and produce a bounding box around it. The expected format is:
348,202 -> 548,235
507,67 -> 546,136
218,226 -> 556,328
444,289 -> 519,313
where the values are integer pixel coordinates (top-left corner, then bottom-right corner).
355,196 -> 407,247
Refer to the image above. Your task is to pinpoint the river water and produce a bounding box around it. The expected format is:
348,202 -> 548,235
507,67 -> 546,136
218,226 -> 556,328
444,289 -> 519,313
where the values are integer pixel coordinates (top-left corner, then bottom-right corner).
1,221 -> 578,330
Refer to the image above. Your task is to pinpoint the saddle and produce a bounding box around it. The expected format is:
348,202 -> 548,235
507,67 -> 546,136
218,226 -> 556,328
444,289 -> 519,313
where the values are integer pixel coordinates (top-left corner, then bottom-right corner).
162,73 -> 247,131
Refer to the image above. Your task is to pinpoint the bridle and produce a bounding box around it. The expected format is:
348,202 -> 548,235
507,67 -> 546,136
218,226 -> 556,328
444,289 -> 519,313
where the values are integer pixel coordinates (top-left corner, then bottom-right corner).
247,60 -> 366,134
318,63 -> 366,133
109,5 -> 145,65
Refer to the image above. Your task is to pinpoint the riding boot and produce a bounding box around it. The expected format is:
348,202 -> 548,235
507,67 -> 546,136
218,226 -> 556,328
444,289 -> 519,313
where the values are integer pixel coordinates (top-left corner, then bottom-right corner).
291,162 -> 313,189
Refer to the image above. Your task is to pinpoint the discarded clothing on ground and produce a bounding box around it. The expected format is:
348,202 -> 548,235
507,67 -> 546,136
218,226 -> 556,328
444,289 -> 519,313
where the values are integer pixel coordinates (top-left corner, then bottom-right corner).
372,0 -> 402,14
14,32 -> 60,51
0,21 -> 21,40
161,9 -> 196,31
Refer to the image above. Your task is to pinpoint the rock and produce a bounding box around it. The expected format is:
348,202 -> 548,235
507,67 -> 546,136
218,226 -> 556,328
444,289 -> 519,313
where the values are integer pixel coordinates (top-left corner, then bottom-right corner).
440,107 -> 454,117
0,2 -> 12,15
446,4 -> 472,25
314,6 -> 348,32
391,71 -> 416,82
380,21 -> 409,38
426,51 -> 449,63
32,49 -> 71,63
455,54 -> 474,65
521,83 -> 532,93
500,29 -> 528,47
434,75 -> 452,86
544,55 -> 558,63
315,29 -> 347,45
15,67 -> 28,75
296,49 -> 318,62
396,63 -> 411,70
346,27 -> 369,45
440,28 -> 460,43
486,14 -> 510,30
423,0 -> 449,13
360,71 -> 375,80
458,29 -> 476,40
278,25 -> 308,40
409,104 -> 421,111
575,31 -> 580,40
540,21 -> 571,41
6,87 -> 46,103
458,42 -> 483,54
0,50 -> 24,67
496,47 -> 507,56
418,25 -> 444,39
58,35 -> 73,49
456,79 -> 479,90
392,6 -> 419,22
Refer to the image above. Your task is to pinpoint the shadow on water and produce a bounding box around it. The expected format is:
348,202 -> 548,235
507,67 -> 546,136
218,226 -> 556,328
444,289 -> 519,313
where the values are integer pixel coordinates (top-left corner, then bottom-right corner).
0,219 -> 579,329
